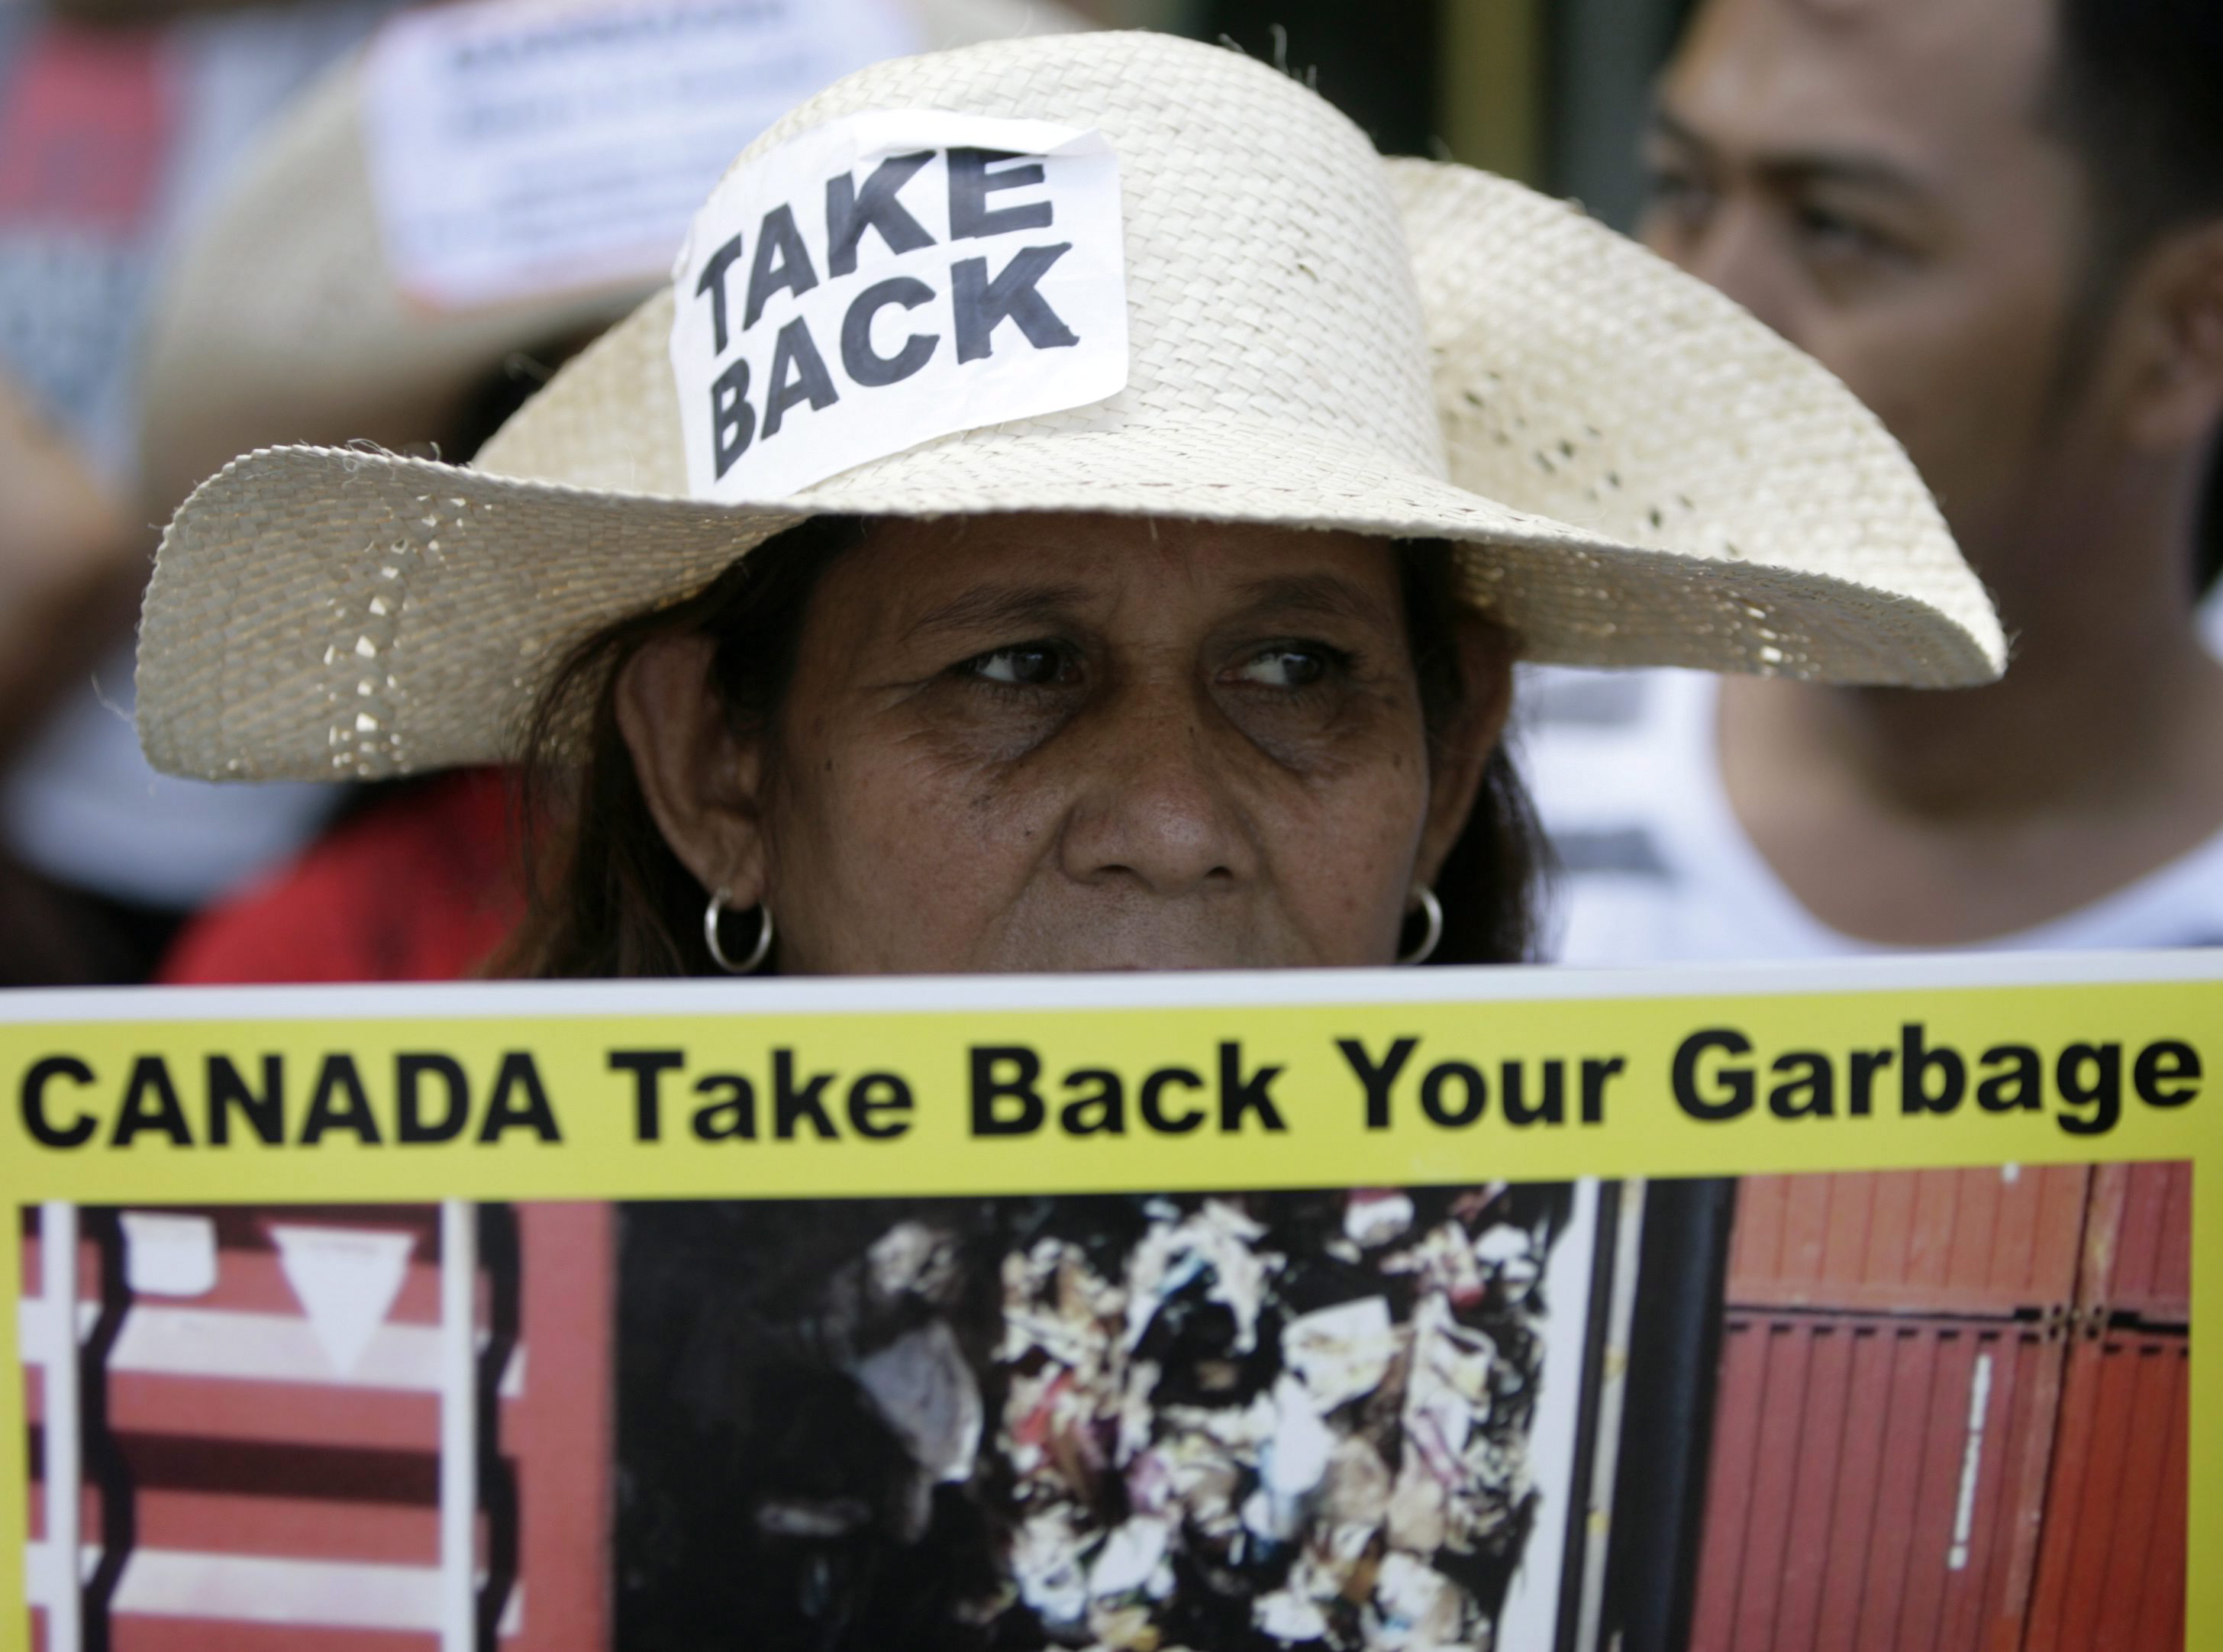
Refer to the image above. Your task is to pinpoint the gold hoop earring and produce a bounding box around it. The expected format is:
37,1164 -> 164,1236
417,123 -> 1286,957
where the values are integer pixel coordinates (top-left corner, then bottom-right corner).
703,890 -> 774,974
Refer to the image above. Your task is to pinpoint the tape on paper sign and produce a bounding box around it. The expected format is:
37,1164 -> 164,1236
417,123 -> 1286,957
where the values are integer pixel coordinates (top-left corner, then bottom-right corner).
669,111 -> 1130,501
361,0 -> 924,311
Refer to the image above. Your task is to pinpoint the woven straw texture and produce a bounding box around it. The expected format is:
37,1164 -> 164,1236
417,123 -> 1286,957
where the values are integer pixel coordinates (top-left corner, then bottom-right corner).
1390,157 -> 2000,678
137,31 -> 2005,784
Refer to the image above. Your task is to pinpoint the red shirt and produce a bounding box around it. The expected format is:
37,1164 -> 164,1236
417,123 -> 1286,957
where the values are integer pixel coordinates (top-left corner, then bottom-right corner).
160,769 -> 524,984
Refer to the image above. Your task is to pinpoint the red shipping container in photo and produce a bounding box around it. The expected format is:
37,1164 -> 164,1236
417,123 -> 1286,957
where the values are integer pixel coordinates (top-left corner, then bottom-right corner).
2022,1328 -> 2189,1652
1689,1312 -> 2063,1652
1723,1168 -> 2089,1318
2083,1163 -> 2192,1327
22,1203 -> 611,1652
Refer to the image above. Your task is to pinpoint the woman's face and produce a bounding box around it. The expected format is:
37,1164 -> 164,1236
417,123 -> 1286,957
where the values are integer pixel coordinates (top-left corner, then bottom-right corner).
620,512 -> 1508,973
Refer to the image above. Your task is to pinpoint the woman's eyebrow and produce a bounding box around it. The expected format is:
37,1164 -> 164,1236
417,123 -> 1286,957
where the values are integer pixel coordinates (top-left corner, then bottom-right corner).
1235,572 -> 1399,631
901,581 -> 1098,643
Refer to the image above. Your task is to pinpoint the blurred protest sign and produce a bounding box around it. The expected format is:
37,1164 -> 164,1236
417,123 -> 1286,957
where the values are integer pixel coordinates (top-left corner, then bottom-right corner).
362,0 -> 924,310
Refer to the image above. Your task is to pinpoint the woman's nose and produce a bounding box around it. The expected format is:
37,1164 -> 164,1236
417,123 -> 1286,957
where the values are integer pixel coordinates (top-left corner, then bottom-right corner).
1056,683 -> 1259,896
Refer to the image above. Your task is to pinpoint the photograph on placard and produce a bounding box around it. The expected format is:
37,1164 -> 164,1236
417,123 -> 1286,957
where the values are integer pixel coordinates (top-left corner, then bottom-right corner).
13,1162 -> 2188,1650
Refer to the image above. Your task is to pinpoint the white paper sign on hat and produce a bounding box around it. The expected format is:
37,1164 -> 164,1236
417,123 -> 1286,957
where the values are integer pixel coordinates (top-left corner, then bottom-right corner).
669,110 -> 1128,501
362,0 -> 925,311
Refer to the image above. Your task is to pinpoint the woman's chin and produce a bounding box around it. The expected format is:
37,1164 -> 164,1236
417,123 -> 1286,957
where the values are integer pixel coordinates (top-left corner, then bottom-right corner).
972,937 -> 1356,974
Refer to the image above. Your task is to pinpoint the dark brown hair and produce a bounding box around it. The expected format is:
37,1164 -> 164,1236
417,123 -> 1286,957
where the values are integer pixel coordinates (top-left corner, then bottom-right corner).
498,516 -> 1541,976
2043,0 -> 2223,596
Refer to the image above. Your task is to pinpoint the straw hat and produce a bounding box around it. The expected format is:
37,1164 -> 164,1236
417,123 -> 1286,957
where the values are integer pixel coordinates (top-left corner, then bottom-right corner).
134,0 -> 1090,521
137,31 -> 2006,784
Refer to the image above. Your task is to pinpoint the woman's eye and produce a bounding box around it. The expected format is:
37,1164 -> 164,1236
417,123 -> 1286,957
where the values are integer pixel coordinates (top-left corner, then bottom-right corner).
965,644 -> 1070,686
1232,647 -> 1334,689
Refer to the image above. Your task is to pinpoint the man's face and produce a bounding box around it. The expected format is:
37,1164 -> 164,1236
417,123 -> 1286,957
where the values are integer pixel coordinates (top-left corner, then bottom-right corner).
1641,0 -> 2091,576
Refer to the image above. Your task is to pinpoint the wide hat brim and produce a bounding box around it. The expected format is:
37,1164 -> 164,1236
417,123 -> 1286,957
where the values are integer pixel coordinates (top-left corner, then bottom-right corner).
137,57 -> 2004,784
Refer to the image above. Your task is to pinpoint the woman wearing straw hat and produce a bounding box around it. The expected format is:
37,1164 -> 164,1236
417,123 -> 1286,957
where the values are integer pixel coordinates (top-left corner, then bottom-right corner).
135,28 -> 2003,1649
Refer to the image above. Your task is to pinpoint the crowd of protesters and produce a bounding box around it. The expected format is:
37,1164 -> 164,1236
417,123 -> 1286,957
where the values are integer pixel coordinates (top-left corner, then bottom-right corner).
2,0 -> 2219,991
4,8 -> 2208,1650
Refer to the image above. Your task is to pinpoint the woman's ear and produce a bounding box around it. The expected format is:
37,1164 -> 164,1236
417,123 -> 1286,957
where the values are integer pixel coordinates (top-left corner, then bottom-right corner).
615,634 -> 769,905
1414,615 -> 1515,890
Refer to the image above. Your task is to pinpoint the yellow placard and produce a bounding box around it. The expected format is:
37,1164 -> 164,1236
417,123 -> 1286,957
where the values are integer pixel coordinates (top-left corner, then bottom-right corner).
2,951 -> 2215,1644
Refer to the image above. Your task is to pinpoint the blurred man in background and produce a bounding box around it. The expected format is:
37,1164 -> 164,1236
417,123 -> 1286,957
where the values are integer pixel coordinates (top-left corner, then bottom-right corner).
1528,0 -> 2223,959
